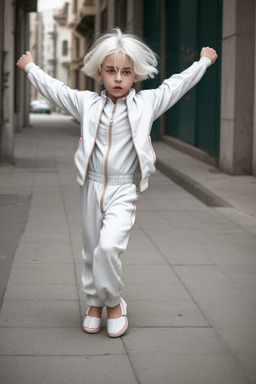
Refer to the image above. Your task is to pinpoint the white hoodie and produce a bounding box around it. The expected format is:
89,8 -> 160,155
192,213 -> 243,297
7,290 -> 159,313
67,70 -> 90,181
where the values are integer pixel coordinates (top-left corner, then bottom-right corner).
25,57 -> 211,192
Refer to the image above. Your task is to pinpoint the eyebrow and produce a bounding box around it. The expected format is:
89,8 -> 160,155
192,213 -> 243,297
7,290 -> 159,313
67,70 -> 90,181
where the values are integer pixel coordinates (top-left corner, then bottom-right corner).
105,65 -> 132,70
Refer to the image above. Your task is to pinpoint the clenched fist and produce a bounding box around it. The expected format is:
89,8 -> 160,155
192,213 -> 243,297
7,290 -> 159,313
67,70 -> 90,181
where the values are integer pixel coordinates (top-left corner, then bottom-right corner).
200,47 -> 218,64
16,51 -> 34,71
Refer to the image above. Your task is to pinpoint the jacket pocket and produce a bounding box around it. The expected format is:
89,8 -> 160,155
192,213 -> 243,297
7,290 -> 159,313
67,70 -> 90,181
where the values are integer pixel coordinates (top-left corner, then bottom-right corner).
148,134 -> 156,164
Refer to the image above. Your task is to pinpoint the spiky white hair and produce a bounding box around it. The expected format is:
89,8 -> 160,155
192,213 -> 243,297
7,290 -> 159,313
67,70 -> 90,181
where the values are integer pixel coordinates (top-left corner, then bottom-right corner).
82,28 -> 158,81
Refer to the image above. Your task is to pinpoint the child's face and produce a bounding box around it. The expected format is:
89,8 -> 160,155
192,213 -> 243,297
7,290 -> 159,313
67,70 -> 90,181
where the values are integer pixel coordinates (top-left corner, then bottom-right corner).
97,52 -> 138,104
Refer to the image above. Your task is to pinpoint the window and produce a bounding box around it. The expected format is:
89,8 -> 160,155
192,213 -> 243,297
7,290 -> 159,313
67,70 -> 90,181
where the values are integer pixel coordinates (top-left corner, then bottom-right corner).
62,40 -> 68,56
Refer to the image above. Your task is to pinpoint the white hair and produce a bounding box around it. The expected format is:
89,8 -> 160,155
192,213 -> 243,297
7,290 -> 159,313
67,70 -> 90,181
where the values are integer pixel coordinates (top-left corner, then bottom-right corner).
82,28 -> 158,81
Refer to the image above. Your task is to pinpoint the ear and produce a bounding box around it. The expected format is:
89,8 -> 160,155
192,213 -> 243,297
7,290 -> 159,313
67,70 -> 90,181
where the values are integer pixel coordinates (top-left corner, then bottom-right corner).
97,69 -> 103,81
133,74 -> 138,84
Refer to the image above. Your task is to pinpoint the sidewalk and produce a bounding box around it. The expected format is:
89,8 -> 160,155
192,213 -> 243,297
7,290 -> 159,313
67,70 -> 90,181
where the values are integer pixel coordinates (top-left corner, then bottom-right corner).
0,114 -> 256,384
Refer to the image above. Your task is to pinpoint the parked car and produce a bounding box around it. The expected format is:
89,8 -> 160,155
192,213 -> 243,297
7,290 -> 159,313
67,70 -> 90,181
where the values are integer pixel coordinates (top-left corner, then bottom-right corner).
30,99 -> 51,114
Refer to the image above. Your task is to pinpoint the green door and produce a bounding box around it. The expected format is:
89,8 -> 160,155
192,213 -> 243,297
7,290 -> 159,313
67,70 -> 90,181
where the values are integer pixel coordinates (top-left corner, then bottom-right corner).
165,0 -> 222,157
143,0 -> 162,140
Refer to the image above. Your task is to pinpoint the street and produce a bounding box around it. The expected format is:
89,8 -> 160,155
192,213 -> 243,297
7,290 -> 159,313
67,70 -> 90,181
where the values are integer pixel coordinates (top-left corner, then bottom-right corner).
0,113 -> 256,384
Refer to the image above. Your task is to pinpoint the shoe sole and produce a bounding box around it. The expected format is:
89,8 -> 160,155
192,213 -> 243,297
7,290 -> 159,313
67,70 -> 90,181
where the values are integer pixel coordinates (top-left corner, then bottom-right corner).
82,325 -> 102,334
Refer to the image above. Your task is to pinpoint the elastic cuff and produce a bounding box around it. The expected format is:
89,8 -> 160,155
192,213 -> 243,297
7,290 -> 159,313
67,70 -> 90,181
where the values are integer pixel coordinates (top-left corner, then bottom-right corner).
86,295 -> 104,307
25,62 -> 37,73
199,56 -> 212,68
104,296 -> 120,307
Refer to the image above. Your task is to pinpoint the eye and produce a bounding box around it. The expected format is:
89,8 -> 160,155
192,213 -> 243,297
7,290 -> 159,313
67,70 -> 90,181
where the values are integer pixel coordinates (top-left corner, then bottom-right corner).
107,69 -> 115,74
123,70 -> 131,75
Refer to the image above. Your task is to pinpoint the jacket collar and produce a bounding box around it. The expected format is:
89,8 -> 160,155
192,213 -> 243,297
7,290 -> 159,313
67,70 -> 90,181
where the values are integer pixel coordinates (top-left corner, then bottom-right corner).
100,88 -> 136,104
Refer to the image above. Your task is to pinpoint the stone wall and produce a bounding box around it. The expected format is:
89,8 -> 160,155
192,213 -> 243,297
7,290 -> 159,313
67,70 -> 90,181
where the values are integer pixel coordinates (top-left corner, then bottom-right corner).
220,0 -> 255,175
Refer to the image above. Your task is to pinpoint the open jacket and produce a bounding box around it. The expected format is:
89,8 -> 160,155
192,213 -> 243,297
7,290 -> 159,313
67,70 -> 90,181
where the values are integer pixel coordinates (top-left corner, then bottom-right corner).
25,57 -> 211,192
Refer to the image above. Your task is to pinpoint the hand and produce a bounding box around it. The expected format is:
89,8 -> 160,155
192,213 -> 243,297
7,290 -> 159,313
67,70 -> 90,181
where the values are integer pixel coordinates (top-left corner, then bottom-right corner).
16,51 -> 34,71
200,47 -> 218,64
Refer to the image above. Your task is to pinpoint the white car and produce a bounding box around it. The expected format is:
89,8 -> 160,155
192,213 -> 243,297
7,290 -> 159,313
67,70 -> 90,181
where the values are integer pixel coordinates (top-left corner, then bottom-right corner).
30,99 -> 51,114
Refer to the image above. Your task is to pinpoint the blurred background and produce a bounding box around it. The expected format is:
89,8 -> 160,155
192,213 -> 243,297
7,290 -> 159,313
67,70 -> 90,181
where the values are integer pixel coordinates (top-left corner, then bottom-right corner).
0,0 -> 255,179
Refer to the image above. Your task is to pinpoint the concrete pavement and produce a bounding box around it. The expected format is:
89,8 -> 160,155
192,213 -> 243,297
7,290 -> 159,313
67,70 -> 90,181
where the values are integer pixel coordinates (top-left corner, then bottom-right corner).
0,113 -> 256,384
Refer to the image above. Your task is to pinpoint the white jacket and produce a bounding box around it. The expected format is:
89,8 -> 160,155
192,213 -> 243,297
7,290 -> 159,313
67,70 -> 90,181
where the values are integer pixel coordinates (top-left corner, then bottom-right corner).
25,57 -> 211,191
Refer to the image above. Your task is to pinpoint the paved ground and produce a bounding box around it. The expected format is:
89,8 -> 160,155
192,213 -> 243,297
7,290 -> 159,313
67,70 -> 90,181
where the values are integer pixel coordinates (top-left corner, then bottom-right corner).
0,113 -> 256,384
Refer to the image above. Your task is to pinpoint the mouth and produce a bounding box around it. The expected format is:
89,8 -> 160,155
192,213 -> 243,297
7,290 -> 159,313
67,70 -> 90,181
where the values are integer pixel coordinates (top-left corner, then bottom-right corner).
113,86 -> 122,90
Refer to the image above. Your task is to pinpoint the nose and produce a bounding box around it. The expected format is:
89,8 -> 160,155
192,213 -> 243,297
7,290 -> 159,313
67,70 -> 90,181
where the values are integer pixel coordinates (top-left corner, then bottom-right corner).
115,70 -> 122,82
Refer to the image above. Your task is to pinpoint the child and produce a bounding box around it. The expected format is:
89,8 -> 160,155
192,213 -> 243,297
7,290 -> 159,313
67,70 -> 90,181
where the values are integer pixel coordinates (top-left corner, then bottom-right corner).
16,28 -> 217,338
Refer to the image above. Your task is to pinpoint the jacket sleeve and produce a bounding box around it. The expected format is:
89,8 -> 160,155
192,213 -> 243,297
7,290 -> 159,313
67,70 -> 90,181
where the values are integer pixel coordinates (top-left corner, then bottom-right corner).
148,57 -> 212,121
25,62 -> 82,122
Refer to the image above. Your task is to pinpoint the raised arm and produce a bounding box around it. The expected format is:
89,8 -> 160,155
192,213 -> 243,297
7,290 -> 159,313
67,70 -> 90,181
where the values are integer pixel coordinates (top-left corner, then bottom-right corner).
16,51 -> 82,122
147,47 -> 217,121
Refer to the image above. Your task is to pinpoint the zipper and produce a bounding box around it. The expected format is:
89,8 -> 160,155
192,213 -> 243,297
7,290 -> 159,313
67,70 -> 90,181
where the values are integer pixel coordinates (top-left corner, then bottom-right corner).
83,100 -> 107,185
125,100 -> 143,192
100,104 -> 117,213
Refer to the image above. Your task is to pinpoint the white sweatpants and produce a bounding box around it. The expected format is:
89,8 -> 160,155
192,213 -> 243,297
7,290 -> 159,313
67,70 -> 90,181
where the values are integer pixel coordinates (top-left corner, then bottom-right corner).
80,171 -> 138,307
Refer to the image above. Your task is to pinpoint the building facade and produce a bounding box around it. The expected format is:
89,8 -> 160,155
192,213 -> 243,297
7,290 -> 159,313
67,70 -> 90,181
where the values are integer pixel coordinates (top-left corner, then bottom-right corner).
29,2 -> 72,106
54,3 -> 72,87
68,0 -> 96,91
0,0 -> 37,163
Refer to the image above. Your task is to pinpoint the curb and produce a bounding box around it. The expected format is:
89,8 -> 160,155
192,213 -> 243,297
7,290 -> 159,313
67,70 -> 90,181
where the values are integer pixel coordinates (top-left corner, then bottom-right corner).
156,158 -> 232,208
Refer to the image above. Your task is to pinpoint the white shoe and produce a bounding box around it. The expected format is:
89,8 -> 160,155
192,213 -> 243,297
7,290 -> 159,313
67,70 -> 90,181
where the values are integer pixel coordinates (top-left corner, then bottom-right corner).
107,298 -> 128,338
82,307 -> 102,334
